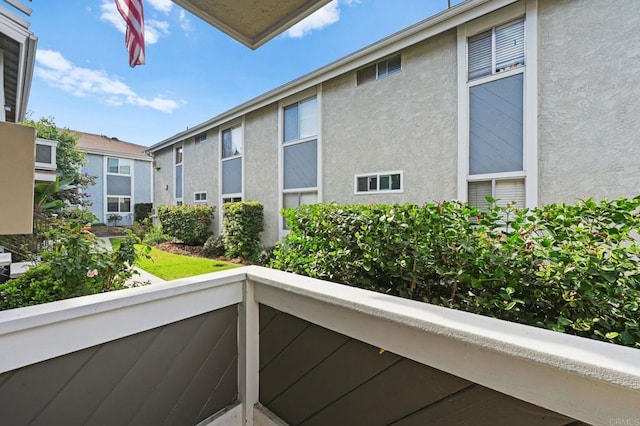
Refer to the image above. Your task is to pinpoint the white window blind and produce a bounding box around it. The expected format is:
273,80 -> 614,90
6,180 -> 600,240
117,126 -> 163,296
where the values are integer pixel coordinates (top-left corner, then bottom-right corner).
468,18 -> 525,80
495,19 -> 525,72
468,179 -> 525,208
468,181 -> 492,210
468,31 -> 492,80
495,179 -> 525,207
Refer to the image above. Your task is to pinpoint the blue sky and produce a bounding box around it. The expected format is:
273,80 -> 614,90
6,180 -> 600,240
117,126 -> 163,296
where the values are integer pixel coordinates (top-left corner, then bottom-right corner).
28,0 -> 462,147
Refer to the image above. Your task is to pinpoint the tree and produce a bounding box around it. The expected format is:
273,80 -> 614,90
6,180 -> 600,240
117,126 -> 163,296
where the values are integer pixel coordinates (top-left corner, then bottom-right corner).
24,116 -> 96,207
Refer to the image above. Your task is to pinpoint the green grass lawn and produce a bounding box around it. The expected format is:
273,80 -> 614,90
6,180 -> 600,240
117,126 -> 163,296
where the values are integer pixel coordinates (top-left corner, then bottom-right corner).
110,238 -> 239,280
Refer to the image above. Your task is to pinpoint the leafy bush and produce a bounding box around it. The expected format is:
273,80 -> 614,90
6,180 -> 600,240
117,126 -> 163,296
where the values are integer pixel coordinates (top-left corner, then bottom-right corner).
222,202 -> 264,260
271,197 -> 640,348
134,203 -> 153,223
257,246 -> 276,266
61,208 -> 99,227
142,224 -> 173,246
204,235 -> 226,257
0,222 -> 143,310
156,205 -> 215,245
107,213 -> 123,226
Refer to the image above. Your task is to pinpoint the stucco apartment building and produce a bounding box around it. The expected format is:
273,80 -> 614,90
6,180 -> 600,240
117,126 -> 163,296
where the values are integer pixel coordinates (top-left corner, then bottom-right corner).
75,132 -> 153,226
147,0 -> 640,246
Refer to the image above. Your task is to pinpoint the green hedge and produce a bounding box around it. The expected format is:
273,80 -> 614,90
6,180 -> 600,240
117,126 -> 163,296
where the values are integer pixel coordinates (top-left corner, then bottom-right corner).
156,205 -> 215,245
222,201 -> 264,260
271,197 -> 640,348
134,203 -> 153,223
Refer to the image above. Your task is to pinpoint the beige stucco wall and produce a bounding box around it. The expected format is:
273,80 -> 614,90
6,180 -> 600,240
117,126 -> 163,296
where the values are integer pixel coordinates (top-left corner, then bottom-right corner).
243,104 -> 280,245
183,129 -> 219,213
152,146 -> 174,208
153,130 -> 219,233
0,122 -> 35,234
322,30 -> 459,205
537,0 -> 640,204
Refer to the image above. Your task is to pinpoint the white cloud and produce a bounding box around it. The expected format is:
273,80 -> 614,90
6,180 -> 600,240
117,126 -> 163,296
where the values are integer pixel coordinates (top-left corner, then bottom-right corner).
145,19 -> 170,44
285,1 -> 340,38
100,1 -> 126,32
284,0 -> 360,38
35,49 -> 180,114
35,50 -> 73,72
100,1 -> 170,45
179,10 -> 192,33
146,0 -> 173,14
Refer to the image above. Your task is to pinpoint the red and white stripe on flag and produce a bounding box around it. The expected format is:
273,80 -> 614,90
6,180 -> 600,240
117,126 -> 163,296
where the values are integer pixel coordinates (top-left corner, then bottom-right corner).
116,0 -> 145,67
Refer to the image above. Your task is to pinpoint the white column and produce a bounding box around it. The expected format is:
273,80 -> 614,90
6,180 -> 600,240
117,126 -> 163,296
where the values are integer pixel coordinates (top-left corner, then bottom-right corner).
0,49 -> 6,122
238,279 -> 259,425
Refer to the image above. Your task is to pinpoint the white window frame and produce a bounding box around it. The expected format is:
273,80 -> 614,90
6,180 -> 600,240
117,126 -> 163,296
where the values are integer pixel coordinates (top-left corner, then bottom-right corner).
106,196 -> 132,214
194,132 -> 207,144
278,89 -> 322,240
467,176 -> 526,206
222,196 -> 242,204
194,191 -> 207,203
220,124 -> 243,161
106,157 -> 132,176
354,171 -> 403,194
174,145 -> 184,206
34,138 -> 57,171
457,0 -> 537,208
356,54 -> 402,86
219,120 -> 245,232
103,156 -> 135,223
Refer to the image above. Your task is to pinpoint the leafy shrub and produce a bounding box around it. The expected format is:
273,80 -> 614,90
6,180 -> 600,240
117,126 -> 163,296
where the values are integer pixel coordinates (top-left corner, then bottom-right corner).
204,235 -> 226,257
61,208 -> 99,227
142,224 -> 173,246
130,217 -> 151,240
257,246 -> 276,266
156,205 -> 215,245
271,197 -> 640,348
222,202 -> 264,260
134,203 -> 153,223
0,222 -> 143,310
107,213 -> 123,226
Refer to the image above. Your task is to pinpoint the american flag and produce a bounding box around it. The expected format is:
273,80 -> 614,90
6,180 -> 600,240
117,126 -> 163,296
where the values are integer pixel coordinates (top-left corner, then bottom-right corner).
116,0 -> 145,67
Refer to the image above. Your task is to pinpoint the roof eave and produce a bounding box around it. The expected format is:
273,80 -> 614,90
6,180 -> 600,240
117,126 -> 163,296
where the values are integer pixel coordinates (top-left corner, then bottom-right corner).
147,0 -> 517,153
16,34 -> 36,122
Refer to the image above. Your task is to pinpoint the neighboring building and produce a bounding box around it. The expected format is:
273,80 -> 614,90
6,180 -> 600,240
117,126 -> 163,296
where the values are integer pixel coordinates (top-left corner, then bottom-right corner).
75,131 -> 152,226
147,0 -> 640,246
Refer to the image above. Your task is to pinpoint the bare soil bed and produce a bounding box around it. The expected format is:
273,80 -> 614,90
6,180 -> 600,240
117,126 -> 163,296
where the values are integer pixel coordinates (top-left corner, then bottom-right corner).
156,242 -> 208,258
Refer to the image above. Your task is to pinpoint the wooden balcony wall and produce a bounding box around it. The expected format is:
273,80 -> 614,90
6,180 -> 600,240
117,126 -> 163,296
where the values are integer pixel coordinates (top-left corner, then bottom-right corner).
0,266 -> 638,425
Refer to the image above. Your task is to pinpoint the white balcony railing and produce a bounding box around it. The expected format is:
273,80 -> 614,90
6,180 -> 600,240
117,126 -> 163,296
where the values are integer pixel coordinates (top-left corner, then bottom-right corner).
0,266 -> 638,425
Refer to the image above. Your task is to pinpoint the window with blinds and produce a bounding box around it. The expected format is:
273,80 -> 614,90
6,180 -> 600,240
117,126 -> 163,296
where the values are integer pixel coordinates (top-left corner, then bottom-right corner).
468,18 -> 525,80
468,179 -> 525,209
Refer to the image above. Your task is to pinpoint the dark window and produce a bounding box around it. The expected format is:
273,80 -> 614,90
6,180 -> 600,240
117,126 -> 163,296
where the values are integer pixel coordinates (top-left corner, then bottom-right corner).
356,173 -> 402,193
357,55 -> 401,86
35,144 -> 52,164
356,64 -> 376,85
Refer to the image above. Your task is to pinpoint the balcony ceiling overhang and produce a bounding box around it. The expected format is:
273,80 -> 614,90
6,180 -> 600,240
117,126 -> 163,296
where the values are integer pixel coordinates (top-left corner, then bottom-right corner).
170,0 -> 333,49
